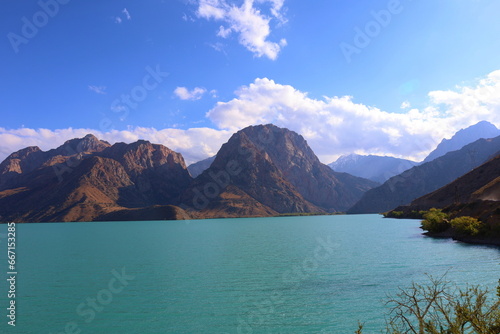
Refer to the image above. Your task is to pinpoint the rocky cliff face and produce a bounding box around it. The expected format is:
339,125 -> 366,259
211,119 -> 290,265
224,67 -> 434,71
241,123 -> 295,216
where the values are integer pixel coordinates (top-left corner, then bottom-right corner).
182,124 -> 377,217
101,140 -> 192,205
0,135 -> 192,222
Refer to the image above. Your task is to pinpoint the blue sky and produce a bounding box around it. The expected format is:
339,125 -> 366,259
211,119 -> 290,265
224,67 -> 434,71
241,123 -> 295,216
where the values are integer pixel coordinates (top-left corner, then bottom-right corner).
1,0 -> 500,164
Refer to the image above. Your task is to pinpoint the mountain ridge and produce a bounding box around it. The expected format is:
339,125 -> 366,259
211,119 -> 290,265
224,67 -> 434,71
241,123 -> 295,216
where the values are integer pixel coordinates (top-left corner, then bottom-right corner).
0,136 -> 193,222
423,121 -> 500,163
348,135 -> 500,214
0,125 -> 377,222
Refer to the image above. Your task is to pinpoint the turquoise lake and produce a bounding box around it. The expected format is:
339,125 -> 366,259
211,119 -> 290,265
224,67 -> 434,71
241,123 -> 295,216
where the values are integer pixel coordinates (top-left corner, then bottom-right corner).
0,214 -> 499,333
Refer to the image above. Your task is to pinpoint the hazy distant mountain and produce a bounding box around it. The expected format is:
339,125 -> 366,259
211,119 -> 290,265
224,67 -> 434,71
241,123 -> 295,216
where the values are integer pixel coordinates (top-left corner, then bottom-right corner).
187,156 -> 215,178
423,121 -> 500,163
329,154 -> 418,183
181,124 -> 378,218
348,135 -> 500,214
0,135 -> 192,222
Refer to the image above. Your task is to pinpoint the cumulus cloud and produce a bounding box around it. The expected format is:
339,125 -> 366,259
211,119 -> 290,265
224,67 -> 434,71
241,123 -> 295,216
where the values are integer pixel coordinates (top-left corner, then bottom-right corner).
174,86 -> 207,100
0,127 -> 232,166
196,0 -> 287,60
206,71 -> 500,163
427,70 -> 500,128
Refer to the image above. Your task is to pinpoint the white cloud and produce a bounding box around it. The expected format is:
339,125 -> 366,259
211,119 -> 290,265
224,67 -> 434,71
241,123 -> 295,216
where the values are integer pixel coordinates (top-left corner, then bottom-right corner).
88,85 -> 107,95
206,71 -> 500,163
0,127 -> 232,166
115,8 -> 131,24
3,71 -> 500,168
208,42 -> 227,54
174,86 -> 207,100
122,8 -> 131,20
196,0 -> 287,60
217,25 -> 232,38
182,13 -> 195,22
400,101 -> 411,109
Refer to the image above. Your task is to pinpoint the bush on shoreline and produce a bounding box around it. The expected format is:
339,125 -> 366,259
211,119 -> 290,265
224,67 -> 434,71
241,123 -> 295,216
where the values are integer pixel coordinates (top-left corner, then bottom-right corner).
450,216 -> 484,236
420,208 -> 450,233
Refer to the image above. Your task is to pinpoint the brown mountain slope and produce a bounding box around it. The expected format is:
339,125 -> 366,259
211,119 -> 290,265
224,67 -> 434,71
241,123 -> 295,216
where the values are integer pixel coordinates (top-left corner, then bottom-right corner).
349,136 -> 500,214
181,124 -> 377,218
392,153 -> 500,224
0,134 -> 111,191
407,154 -> 500,209
99,140 -> 192,205
0,156 -> 135,222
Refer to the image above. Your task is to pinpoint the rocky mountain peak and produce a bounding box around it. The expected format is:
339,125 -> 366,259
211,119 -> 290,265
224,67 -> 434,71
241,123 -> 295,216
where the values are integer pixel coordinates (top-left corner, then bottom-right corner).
183,124 -> 377,216
424,121 -> 500,163
0,146 -> 45,182
56,133 -> 111,156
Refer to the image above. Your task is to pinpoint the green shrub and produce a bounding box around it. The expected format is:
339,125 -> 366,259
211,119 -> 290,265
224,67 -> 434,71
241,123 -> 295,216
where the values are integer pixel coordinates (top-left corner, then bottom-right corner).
450,216 -> 484,236
421,208 -> 450,233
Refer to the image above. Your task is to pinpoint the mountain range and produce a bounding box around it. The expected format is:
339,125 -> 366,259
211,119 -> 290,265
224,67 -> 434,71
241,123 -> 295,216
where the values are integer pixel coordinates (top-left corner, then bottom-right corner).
1,121 -> 499,223
0,125 -> 377,222
0,134 -> 193,222
327,121 -> 500,184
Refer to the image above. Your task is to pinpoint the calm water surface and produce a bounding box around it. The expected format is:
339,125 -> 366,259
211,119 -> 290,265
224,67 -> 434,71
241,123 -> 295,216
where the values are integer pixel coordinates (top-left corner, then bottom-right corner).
0,215 -> 499,333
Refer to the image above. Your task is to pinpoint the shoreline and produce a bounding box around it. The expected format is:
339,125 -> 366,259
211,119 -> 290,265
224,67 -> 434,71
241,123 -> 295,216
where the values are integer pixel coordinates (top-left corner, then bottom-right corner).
424,230 -> 500,248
